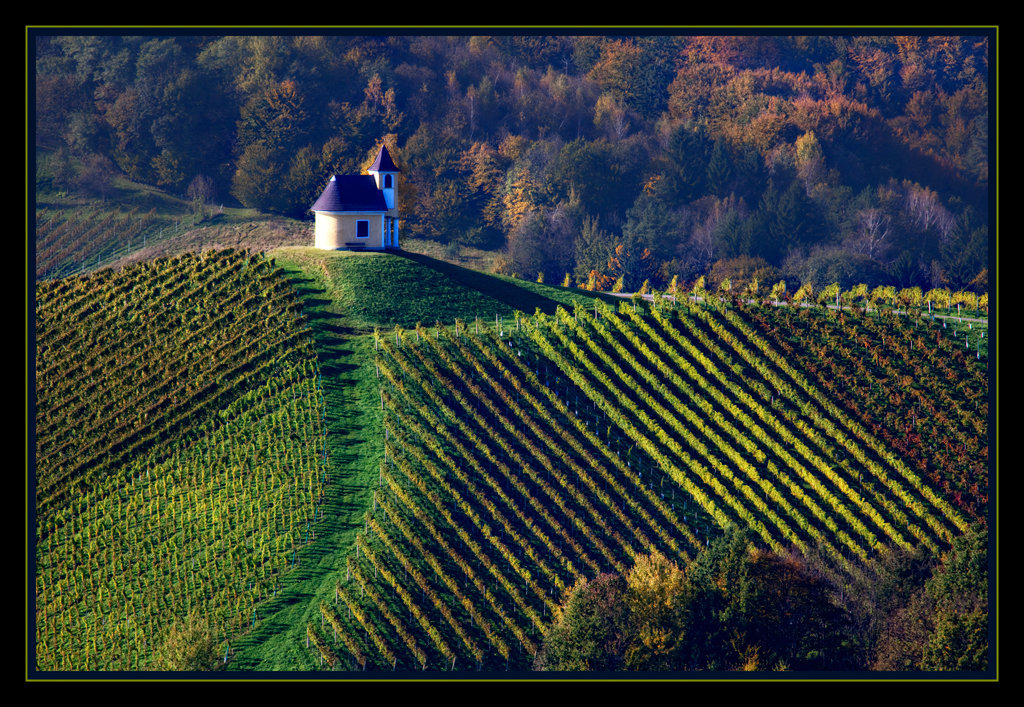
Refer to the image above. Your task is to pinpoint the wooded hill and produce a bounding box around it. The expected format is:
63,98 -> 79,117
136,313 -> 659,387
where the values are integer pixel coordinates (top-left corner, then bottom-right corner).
33,31 -> 991,294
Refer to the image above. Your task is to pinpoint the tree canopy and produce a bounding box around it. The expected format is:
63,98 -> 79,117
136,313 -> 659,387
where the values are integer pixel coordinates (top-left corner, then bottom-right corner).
34,32 -> 990,292
535,524 -> 988,673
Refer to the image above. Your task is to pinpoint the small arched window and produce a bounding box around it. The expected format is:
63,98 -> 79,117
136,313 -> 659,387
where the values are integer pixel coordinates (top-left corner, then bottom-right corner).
384,174 -> 393,188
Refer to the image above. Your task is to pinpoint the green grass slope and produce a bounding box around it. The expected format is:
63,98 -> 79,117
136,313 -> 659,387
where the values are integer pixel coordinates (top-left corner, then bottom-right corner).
271,247 -> 617,332
34,156 -> 311,281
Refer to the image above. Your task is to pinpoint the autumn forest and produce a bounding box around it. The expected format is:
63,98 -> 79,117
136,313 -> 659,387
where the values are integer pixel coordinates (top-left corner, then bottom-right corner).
33,32 -> 991,295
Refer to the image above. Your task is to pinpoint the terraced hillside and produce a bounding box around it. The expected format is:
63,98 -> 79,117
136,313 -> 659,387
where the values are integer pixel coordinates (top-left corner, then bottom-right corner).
304,291 -> 988,672
30,246 -> 990,674
33,249 -> 328,671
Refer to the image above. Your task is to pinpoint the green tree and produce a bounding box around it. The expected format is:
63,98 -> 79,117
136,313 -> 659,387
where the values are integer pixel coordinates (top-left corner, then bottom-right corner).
236,79 -> 311,157
871,526 -> 989,672
551,137 -> 643,222
752,176 -> 826,265
533,573 -> 633,671
149,612 -> 221,672
681,524 -> 753,670
133,38 -> 188,183
709,195 -> 754,261
147,66 -> 235,192
919,527 -> 989,671
705,138 -> 735,197
230,140 -> 286,212
663,123 -> 713,203
622,189 -> 684,263
573,213 -> 613,283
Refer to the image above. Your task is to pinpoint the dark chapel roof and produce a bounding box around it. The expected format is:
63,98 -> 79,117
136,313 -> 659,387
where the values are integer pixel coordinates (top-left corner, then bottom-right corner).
310,144 -> 400,213
310,174 -> 388,213
368,143 -> 400,173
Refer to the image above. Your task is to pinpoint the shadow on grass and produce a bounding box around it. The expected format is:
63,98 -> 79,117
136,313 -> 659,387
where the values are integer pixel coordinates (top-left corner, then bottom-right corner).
393,250 -> 577,316
312,321 -> 361,338
297,295 -> 335,310
314,332 -> 360,377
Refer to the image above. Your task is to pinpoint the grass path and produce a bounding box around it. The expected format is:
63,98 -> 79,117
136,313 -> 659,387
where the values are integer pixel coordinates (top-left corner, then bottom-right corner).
224,247 -> 633,670
227,252 -> 383,671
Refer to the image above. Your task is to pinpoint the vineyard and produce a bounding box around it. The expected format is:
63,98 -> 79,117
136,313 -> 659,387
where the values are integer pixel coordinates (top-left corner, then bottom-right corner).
34,206 -> 178,279
303,291 -> 987,672
29,244 -> 990,674
33,249 -> 329,671
29,25 -> 995,673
